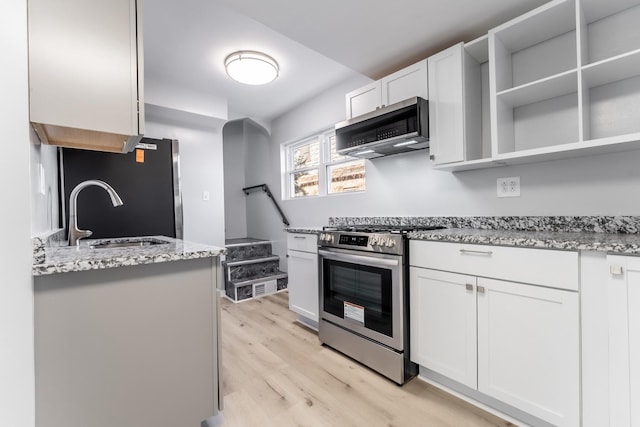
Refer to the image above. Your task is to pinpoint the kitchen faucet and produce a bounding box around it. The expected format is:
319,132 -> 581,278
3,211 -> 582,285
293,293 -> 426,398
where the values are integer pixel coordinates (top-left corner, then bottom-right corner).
68,179 -> 123,246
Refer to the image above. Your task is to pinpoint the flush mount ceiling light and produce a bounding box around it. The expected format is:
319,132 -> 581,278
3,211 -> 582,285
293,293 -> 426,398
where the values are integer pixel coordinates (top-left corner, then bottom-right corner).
224,51 -> 279,85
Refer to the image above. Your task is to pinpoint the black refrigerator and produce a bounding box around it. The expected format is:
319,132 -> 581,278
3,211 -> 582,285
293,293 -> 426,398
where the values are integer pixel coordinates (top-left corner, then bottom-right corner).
60,137 -> 183,239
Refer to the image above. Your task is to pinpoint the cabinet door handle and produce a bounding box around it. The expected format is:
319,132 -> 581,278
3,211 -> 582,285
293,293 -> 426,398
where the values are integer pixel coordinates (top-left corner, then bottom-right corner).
460,249 -> 493,256
293,236 -> 306,239
465,284 -> 474,291
477,286 -> 486,294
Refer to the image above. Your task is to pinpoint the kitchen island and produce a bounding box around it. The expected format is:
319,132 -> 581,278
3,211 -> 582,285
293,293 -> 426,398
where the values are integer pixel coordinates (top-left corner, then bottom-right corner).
32,235 -> 225,427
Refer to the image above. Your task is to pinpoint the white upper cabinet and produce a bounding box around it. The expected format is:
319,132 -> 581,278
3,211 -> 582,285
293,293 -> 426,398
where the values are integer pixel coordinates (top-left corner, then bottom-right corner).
579,0 -> 640,142
428,43 -> 465,165
432,0 -> 640,171
380,60 -> 428,106
345,82 -> 382,120
345,60 -> 428,119
28,0 -> 144,153
490,0 -> 580,158
489,0 -> 640,162
427,41 -> 488,166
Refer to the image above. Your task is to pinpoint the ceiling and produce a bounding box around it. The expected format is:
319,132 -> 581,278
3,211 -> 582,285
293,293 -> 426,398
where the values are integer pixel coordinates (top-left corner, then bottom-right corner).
143,0 -> 550,123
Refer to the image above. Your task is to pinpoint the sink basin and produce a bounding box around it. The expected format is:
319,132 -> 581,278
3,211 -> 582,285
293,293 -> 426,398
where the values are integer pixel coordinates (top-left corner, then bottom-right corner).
88,237 -> 169,250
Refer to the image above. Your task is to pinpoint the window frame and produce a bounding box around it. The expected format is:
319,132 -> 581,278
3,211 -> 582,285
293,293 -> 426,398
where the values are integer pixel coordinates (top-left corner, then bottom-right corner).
324,132 -> 366,195
283,129 -> 366,200
286,135 -> 323,199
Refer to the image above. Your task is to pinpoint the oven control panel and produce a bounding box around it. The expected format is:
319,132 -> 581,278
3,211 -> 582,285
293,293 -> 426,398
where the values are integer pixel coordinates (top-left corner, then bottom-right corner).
338,234 -> 369,246
319,231 -> 404,255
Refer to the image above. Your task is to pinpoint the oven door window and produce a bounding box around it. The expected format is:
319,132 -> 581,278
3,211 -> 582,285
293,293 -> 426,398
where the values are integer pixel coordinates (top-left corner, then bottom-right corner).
323,259 -> 392,337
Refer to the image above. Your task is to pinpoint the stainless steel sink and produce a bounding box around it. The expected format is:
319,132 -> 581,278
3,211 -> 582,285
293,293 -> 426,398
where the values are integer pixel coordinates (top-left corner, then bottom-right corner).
88,237 -> 169,250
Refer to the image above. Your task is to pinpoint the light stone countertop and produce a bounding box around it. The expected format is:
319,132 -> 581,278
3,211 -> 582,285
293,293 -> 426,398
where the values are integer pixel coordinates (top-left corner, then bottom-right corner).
33,235 -> 225,276
408,228 -> 640,254
282,219 -> 640,254
285,227 -> 323,234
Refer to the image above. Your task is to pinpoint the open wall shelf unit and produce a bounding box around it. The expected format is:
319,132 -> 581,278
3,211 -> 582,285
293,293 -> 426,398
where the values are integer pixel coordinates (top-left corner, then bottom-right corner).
435,0 -> 640,171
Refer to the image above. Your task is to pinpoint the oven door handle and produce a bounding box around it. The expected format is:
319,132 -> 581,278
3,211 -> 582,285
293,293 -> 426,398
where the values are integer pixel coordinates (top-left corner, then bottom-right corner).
318,249 -> 399,268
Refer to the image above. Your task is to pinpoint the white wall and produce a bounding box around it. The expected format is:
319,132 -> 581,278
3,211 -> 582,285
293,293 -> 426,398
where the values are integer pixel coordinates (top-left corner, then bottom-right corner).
222,120 -> 248,239
257,75 -> 640,261
228,110 -> 272,136
145,78 -> 228,121
276,149 -> 640,225
145,104 -> 226,247
223,118 -> 282,242
270,75 -> 372,146
0,0 -> 35,425
244,120 -> 282,238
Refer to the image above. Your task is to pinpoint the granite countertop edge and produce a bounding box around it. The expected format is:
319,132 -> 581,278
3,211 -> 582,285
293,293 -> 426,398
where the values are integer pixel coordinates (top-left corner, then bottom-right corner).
285,227 -> 322,234
283,223 -> 640,254
33,236 -> 226,276
408,229 -> 640,255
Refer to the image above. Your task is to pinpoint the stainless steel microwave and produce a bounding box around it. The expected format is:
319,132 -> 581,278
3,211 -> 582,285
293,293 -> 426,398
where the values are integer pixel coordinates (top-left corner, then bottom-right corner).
335,97 -> 429,159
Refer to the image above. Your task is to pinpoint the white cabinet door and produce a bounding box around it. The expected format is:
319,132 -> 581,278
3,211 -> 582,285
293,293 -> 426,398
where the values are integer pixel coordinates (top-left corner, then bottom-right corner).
477,277 -> 579,427
28,0 -> 143,151
287,250 -> 319,322
381,59 -> 428,106
630,264 -> 640,427
607,255 -> 640,427
410,267 -> 478,388
345,81 -> 381,119
345,60 -> 428,119
428,43 -> 466,165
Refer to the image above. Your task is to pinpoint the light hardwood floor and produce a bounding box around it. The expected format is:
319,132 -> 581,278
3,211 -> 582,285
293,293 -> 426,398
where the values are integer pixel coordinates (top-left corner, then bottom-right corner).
220,292 -> 514,427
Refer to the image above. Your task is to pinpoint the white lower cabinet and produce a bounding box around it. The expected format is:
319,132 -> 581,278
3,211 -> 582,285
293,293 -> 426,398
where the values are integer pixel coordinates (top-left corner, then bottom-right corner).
476,277 -> 579,426
607,255 -> 640,427
287,249 -> 319,322
287,233 -> 319,324
410,268 -> 477,388
410,241 -> 580,426
631,274 -> 640,427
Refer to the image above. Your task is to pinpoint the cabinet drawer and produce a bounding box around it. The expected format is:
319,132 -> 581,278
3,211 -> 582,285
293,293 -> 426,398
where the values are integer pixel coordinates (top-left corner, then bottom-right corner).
410,240 -> 578,291
287,233 -> 318,253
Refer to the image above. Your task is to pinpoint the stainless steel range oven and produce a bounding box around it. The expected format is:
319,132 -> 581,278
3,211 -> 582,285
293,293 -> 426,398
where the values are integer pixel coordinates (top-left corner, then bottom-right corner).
318,226 -> 439,385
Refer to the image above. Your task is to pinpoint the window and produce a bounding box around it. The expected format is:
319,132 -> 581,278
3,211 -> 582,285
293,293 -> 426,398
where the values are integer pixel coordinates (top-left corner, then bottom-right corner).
326,134 -> 366,194
291,137 -> 320,197
284,130 -> 365,198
